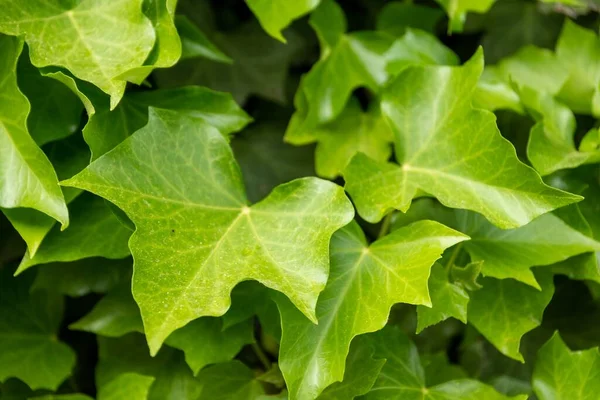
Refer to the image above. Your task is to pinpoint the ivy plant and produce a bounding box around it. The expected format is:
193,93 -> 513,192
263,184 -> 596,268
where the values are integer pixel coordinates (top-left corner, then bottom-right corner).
1,0 -> 600,399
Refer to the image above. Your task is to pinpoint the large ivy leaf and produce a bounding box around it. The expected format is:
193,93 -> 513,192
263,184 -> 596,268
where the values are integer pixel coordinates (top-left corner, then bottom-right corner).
0,35 -> 68,228
276,220 -> 467,399
3,133 -> 89,257
468,271 -> 555,361
0,268 -> 75,390
0,0 -> 156,109
16,193 -> 132,274
196,361 -> 265,399
97,334 -> 202,400
83,86 -> 251,159
247,0 -> 321,42
434,0 -> 497,32
63,108 -> 354,354
97,373 -> 155,400
362,326 -> 525,399
532,333 -> 600,399
344,50 -> 581,228
556,20 -> 600,116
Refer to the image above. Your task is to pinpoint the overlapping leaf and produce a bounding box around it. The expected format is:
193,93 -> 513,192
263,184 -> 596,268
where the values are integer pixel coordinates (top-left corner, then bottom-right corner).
247,0 -> 321,42
64,108 -> 354,354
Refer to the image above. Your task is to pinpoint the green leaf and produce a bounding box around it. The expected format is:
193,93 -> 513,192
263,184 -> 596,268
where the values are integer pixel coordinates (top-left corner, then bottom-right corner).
376,3 -> 444,36
97,373 -> 155,400
64,108 -> 354,354
83,86 -> 251,159
363,325 -> 525,399
0,35 -> 68,228
468,271 -> 555,361
532,333 -> 600,400
317,336 -> 386,400
450,261 -> 483,291
17,47 -> 83,146
0,0 -> 156,109
30,395 -> 94,400
155,21 -> 303,105
3,133 -> 90,257
247,0 -> 321,42
176,15 -> 231,63
16,193 -> 132,274
277,220 -> 467,399
31,258 -> 132,297
435,0 -> 497,32
0,268 -> 75,390
196,361 -> 265,399
97,334 -> 203,400
417,263 -> 469,333
344,50 -> 581,228
556,20 -> 600,116
473,67 -> 524,113
117,0 -> 181,84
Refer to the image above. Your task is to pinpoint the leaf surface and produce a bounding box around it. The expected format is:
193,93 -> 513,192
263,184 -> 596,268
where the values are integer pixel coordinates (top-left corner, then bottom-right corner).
97,373 -> 155,400
247,0 -> 321,42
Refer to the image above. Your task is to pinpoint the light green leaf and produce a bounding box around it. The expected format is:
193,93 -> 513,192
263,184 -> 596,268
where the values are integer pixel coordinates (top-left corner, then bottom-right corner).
196,361 -> 265,399
0,0 -> 156,109
63,108 -> 354,354
317,336 -> 386,400
417,263 -> 469,333
16,193 -> 132,274
117,0 -> 181,84
435,0 -> 497,32
313,98 -> 393,179
473,67 -> 524,113
97,334 -> 203,400
277,220 -> 468,399
533,333 -> 600,400
468,271 -> 555,361
247,0 -> 321,42
344,50 -> 581,228
3,133 -> 89,257
17,47 -> 83,146
0,35 -> 68,228
376,2 -> 445,36
0,268 -> 75,390
98,373 -> 155,400
31,258 -> 132,297
309,0 -> 346,56
176,15 -> 231,63
363,326 -> 525,400
556,20 -> 600,116
84,86 -> 251,159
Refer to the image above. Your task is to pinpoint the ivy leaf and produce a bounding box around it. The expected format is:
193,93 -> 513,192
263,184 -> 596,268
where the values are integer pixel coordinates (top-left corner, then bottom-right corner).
344,50 -> 581,228
3,133 -> 89,257
0,35 -> 68,228
450,261 -> 483,291
0,268 -> 75,390
97,373 -> 155,400
16,193 -> 132,274
31,258 -> 132,297
276,220 -> 467,399
176,15 -> 231,63
0,0 -> 156,109
64,108 -> 354,354
363,325 -> 525,399
417,263 -> 469,333
117,0 -> 181,84
532,333 -> 600,399
556,20 -> 600,116
434,0 -> 497,32
97,334 -> 202,400
196,361 -> 265,399
468,271 -> 555,361
83,86 -> 251,159
247,0 -> 321,42
31,395 -> 93,400
317,336 -> 386,400
376,3 -> 445,36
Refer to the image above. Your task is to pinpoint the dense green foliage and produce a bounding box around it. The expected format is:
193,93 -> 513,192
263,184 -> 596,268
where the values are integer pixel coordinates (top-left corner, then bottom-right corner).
1,0 -> 600,399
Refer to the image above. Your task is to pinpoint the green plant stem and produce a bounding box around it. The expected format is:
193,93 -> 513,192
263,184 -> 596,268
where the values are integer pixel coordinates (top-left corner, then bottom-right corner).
445,243 -> 463,272
252,342 -> 272,371
378,213 -> 394,238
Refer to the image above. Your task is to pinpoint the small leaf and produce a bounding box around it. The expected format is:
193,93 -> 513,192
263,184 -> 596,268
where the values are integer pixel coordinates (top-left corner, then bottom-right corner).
196,361 -> 265,399
435,0 -> 497,32
532,333 -> 600,400
176,15 -> 231,63
247,0 -> 321,42
376,3 -> 444,36
97,373 -> 155,400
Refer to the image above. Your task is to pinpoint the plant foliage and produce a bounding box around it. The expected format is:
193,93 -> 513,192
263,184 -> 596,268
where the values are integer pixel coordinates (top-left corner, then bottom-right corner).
1,0 -> 600,399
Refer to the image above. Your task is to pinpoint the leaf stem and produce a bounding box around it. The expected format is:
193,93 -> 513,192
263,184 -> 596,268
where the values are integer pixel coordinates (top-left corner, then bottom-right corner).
252,342 -> 272,371
444,243 -> 463,272
378,213 -> 394,239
